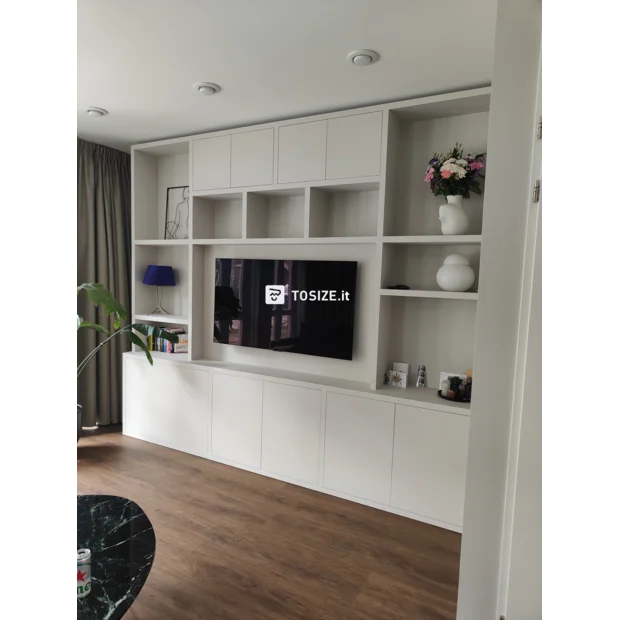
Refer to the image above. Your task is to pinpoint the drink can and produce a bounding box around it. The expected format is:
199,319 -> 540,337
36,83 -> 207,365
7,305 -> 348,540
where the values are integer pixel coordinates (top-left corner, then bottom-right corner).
77,548 -> 92,599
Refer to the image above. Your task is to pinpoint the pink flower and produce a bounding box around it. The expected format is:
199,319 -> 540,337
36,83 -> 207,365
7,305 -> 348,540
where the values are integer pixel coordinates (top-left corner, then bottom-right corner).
470,161 -> 484,170
424,170 -> 434,182
441,170 -> 452,179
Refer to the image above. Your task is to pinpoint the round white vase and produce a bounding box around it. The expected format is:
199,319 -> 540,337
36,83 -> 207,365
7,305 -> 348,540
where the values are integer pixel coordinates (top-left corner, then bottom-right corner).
436,254 -> 476,292
439,195 -> 469,235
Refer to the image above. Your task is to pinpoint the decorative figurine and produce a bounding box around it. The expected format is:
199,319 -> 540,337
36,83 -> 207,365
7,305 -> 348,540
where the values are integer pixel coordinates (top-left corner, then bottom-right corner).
416,365 -> 426,388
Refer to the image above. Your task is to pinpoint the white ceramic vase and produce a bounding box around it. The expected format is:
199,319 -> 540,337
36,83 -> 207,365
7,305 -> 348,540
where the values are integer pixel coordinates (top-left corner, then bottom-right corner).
438,195 -> 469,235
436,254 -> 476,292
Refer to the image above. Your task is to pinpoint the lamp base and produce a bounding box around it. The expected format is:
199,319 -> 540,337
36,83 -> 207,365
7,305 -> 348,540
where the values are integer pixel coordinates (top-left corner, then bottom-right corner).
150,286 -> 171,315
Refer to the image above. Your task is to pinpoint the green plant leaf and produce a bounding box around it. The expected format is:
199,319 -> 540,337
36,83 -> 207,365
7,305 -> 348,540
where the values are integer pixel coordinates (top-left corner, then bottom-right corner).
131,323 -> 179,343
128,331 -> 154,365
79,320 -> 112,335
77,283 -> 128,329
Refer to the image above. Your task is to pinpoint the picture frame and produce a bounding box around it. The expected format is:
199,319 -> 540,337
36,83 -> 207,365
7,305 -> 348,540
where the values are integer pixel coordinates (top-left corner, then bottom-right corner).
164,186 -> 190,239
388,369 -> 408,388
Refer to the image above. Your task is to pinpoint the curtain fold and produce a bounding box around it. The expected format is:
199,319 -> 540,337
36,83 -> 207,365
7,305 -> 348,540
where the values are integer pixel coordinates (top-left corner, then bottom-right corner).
77,139 -> 131,426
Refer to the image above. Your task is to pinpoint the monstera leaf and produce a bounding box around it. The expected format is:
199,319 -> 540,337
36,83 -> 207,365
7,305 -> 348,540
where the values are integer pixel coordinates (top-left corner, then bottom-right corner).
78,282 -> 179,377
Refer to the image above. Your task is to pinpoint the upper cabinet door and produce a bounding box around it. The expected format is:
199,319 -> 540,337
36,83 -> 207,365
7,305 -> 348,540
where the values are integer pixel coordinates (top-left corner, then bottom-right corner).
231,129 -> 274,187
277,120 -> 327,183
192,135 -> 231,190
326,111 -> 383,179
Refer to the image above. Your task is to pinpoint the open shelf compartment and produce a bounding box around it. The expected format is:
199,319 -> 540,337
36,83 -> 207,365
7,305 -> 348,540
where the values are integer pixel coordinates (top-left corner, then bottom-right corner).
309,182 -> 379,238
193,193 -> 243,240
133,142 -> 190,241
246,188 -> 304,239
381,242 -> 480,294
382,104 -> 489,237
375,295 -> 477,391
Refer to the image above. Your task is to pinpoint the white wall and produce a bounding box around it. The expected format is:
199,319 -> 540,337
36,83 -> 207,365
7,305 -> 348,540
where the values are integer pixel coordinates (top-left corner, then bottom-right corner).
456,1 -> 541,618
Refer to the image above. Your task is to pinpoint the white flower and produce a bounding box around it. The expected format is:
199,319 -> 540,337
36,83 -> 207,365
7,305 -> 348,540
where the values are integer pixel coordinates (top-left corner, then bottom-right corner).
440,162 -> 467,179
443,158 -> 456,165
456,159 -> 468,166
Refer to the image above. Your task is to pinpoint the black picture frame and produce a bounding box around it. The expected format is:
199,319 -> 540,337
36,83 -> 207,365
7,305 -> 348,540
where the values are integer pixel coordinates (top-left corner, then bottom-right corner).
164,186 -> 190,239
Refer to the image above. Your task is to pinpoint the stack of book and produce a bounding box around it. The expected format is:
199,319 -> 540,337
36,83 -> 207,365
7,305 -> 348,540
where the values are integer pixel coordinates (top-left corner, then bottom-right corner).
148,327 -> 188,354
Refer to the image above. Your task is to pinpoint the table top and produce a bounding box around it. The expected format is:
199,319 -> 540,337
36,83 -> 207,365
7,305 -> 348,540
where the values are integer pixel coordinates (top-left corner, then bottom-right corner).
77,495 -> 156,620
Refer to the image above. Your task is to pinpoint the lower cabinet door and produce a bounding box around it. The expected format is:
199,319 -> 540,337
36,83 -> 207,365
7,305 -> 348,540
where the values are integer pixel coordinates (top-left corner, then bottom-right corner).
323,392 -> 395,504
123,357 -> 210,458
391,405 -> 470,527
261,382 -> 322,485
211,373 -> 263,468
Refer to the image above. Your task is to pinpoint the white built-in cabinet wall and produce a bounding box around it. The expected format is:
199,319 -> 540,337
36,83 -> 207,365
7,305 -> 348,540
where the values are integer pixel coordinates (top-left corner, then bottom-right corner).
192,111 -> 383,190
129,88 -> 491,533
124,354 -> 469,531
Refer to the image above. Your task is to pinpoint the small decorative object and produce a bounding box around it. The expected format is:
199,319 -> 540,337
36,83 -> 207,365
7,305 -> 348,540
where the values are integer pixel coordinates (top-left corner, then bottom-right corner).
388,370 -> 407,388
165,186 -> 190,239
383,371 -> 390,385
437,370 -> 472,402
436,254 -> 476,292
415,364 -> 426,388
387,284 -> 410,290
392,362 -> 409,375
142,265 -> 176,314
424,143 -> 486,235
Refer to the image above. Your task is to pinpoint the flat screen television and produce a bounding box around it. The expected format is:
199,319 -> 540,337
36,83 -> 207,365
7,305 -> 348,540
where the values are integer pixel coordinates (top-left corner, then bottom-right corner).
213,258 -> 357,360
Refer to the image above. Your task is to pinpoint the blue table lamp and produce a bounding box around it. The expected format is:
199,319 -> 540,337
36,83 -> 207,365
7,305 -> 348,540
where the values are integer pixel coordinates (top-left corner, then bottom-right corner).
143,265 -> 175,315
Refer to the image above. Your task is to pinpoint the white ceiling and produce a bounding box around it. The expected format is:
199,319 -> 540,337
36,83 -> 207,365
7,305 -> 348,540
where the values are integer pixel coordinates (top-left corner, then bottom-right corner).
78,0 -> 497,152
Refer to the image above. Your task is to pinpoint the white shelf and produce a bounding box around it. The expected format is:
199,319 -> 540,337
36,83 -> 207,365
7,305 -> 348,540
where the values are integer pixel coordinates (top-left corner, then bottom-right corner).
382,235 -> 482,245
380,289 -> 478,300
134,314 -> 189,325
193,236 -> 377,245
134,239 -> 190,246
149,351 -> 189,362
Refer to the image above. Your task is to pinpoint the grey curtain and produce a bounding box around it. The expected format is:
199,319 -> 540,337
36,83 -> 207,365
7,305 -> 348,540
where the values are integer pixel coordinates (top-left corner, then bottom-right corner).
77,139 -> 131,426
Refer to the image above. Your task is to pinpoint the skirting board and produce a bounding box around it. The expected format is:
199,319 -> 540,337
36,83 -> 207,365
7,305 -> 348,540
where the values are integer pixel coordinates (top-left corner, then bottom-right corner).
122,429 -> 463,534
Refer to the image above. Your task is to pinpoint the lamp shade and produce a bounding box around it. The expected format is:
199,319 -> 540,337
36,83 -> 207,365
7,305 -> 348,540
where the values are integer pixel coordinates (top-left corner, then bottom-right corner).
142,265 -> 175,286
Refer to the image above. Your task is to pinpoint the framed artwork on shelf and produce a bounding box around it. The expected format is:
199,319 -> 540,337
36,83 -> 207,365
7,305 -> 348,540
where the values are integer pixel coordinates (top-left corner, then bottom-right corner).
164,186 -> 190,239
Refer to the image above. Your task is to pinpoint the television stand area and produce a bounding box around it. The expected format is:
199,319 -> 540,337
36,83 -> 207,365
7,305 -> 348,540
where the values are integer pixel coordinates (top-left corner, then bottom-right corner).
125,87 -> 490,532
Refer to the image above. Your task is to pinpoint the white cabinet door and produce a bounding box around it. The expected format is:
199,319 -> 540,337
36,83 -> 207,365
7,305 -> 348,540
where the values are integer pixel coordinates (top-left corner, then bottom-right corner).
123,357 -> 210,458
277,120 -> 327,183
231,129 -> 274,187
192,135 -> 231,190
261,382 -> 322,485
326,111 -> 382,179
391,405 -> 469,527
323,392 -> 394,504
211,373 -> 263,468
165,362 -> 211,458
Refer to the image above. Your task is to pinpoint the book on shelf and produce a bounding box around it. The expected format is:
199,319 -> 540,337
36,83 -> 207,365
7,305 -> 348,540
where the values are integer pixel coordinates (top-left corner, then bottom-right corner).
147,327 -> 188,354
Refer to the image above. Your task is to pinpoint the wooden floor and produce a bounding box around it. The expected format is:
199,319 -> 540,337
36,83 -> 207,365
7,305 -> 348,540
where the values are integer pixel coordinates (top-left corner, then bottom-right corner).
77,432 -> 461,620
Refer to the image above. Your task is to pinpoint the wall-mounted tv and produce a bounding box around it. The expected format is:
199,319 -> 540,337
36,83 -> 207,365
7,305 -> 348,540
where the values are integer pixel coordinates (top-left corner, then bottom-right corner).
214,258 -> 357,361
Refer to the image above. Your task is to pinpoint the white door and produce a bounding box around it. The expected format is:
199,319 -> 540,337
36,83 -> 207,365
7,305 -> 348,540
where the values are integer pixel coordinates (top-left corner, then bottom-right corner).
326,112 -> 382,179
277,120 -> 327,183
211,373 -> 263,468
192,135 -> 231,190
391,405 -> 469,527
261,382 -> 322,485
123,358 -> 210,458
323,392 -> 394,504
231,129 -> 274,187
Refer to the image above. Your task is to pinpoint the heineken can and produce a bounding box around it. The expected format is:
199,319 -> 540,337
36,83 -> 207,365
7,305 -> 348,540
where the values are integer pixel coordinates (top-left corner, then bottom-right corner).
77,548 -> 92,599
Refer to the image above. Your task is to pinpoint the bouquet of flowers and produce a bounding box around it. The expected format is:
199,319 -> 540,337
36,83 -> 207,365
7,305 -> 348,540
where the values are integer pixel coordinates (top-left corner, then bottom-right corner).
424,143 -> 485,199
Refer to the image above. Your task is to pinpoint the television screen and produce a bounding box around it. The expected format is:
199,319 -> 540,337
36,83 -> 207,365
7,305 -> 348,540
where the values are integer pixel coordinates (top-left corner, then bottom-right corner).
213,258 -> 357,360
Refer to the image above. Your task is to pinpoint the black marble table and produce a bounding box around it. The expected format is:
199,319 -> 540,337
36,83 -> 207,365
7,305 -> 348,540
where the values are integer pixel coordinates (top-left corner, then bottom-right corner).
77,495 -> 156,620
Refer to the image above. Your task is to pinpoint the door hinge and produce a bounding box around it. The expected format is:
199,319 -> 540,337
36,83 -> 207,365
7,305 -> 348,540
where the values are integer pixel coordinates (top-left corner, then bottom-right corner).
532,180 -> 540,203
536,115 -> 542,139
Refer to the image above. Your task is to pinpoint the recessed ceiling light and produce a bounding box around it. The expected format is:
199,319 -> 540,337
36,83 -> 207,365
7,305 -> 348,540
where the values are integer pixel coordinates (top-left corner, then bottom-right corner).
193,82 -> 221,96
86,107 -> 108,118
347,49 -> 380,66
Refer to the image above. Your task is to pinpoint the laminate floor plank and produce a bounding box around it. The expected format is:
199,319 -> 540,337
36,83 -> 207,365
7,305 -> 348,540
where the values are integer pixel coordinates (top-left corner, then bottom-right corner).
77,432 -> 461,620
